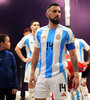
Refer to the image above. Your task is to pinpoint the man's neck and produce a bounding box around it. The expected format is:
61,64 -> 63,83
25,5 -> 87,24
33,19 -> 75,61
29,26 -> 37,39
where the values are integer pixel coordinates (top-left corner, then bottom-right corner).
32,32 -> 35,37
48,22 -> 60,29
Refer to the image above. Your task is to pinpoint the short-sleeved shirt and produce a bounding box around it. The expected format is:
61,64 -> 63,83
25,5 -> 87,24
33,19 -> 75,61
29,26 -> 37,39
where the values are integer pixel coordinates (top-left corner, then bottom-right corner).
17,34 -> 34,59
34,24 -> 75,78
75,38 -> 90,63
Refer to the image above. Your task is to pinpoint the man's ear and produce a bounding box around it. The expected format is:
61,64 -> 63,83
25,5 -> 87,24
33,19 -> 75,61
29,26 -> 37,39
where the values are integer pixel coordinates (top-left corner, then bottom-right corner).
0,42 -> 4,47
46,12 -> 48,18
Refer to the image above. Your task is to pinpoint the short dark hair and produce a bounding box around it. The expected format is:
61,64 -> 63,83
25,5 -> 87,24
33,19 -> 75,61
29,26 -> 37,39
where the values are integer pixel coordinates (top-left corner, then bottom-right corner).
0,34 -> 8,43
47,3 -> 60,11
30,20 -> 39,26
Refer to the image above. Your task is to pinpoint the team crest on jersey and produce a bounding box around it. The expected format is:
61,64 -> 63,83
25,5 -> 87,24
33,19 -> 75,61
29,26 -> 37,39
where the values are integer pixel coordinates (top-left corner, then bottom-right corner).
56,34 -> 60,40
41,35 -> 46,39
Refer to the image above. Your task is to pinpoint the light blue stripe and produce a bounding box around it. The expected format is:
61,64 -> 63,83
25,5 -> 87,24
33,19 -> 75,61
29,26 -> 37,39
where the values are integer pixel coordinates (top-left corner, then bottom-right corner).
62,69 -> 68,84
24,38 -> 32,57
79,41 -> 84,62
76,89 -> 80,100
59,30 -> 67,72
39,42 -> 41,76
45,29 -> 56,78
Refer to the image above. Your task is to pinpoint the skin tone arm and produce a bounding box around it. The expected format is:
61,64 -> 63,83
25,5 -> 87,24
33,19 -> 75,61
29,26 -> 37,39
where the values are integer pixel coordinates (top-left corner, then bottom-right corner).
69,49 -> 79,89
15,46 -> 31,63
30,47 -> 40,86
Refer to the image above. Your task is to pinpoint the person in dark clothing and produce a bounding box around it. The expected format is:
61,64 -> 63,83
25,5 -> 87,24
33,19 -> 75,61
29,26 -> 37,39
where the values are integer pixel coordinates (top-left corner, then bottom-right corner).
0,34 -> 18,100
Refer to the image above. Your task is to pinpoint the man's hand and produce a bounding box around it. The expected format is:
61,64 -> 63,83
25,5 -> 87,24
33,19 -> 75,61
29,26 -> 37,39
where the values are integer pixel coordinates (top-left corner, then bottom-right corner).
12,89 -> 18,94
72,72 -> 79,90
24,57 -> 31,63
83,61 -> 90,65
30,72 -> 36,87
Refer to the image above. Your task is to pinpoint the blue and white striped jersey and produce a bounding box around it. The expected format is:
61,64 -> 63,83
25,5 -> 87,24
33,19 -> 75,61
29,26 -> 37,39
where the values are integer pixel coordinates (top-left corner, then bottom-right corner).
34,24 -> 75,78
17,34 -> 34,59
75,38 -> 90,63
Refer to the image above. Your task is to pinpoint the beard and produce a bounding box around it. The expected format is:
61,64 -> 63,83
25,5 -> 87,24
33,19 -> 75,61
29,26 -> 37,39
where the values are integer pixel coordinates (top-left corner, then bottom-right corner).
50,16 -> 60,24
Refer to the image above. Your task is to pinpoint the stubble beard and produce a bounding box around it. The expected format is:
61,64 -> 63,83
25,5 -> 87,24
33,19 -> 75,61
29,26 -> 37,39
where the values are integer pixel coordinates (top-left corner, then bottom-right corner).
50,17 -> 60,25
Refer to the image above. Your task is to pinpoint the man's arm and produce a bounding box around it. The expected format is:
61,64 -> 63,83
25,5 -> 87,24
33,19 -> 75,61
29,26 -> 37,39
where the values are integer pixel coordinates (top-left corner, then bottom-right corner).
30,47 -> 40,86
15,46 -> 31,63
82,49 -> 90,78
69,49 -> 79,72
69,49 -> 79,89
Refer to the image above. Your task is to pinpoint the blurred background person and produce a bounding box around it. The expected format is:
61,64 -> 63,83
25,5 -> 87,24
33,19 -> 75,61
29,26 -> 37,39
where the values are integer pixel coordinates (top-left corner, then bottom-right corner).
66,35 -> 90,100
0,34 -> 18,100
15,20 -> 40,100
20,28 -> 31,100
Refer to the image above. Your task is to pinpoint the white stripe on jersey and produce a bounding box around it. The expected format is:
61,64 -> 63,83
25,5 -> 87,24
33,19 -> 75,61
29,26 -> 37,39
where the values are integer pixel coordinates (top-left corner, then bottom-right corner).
40,27 -> 49,77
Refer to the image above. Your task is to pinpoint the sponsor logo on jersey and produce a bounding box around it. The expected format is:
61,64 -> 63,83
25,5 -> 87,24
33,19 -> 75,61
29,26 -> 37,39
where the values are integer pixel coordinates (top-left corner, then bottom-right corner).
61,93 -> 66,97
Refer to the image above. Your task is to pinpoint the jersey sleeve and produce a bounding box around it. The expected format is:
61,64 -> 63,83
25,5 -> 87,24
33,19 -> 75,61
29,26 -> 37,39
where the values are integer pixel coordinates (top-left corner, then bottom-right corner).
66,29 -> 75,50
17,36 -> 26,49
81,39 -> 90,51
34,30 -> 41,48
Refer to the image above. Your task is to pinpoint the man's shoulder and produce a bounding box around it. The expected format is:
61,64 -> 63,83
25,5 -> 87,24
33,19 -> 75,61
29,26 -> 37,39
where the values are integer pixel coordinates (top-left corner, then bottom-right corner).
37,25 -> 48,32
59,25 -> 72,33
25,34 -> 32,38
75,38 -> 85,43
22,34 -> 32,40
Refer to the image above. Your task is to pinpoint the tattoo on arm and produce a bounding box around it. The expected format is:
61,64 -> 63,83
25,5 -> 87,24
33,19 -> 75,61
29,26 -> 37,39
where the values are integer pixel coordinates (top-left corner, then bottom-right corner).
71,56 -> 78,72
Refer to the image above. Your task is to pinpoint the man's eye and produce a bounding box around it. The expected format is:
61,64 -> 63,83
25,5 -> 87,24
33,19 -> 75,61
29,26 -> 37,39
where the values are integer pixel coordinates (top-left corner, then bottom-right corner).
53,10 -> 57,13
58,11 -> 61,13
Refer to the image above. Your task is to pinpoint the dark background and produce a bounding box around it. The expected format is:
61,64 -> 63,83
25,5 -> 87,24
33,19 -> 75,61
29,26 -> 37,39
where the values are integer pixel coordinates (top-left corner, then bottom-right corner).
0,0 -> 90,91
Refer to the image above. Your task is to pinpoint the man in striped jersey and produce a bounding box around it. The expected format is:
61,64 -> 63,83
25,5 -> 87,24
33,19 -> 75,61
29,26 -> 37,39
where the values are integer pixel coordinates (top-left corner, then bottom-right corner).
15,20 -> 40,100
74,38 -> 90,100
30,3 -> 79,100
66,37 -> 90,100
